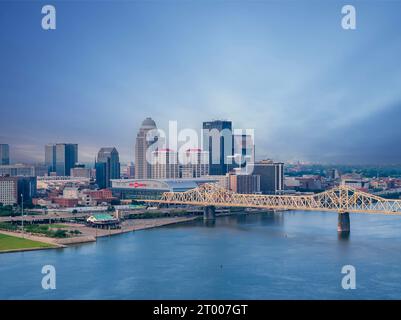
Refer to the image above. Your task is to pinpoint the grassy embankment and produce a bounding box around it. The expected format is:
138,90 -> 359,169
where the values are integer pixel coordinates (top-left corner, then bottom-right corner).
0,233 -> 55,252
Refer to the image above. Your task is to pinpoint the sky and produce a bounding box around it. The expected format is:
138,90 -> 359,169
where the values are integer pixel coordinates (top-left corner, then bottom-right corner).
1,0 -> 401,165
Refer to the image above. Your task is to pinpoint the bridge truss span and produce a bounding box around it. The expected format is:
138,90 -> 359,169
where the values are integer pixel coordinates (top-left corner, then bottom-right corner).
150,183 -> 401,215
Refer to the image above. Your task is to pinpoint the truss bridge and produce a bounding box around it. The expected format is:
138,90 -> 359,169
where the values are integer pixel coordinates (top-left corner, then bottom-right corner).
143,183 -> 401,232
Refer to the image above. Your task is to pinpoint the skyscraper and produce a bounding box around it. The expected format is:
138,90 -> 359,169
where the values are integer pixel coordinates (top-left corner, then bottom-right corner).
0,144 -> 10,165
229,173 -> 260,194
45,144 -> 56,172
96,147 -> 121,189
180,149 -> 209,178
151,149 -> 179,179
247,160 -> 284,194
45,143 -> 78,176
202,120 -> 232,175
233,134 -> 255,170
126,162 -> 135,178
0,176 -> 36,206
135,117 -> 158,179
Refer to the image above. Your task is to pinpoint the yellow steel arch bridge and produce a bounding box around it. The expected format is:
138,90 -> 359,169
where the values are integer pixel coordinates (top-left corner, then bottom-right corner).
143,183 -> 401,232
144,183 -> 401,215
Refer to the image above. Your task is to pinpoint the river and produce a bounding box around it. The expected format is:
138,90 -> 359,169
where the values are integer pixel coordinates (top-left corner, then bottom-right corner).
1,211 -> 401,299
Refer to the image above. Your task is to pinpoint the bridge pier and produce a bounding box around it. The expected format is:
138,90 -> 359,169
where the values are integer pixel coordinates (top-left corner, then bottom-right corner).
203,206 -> 216,221
337,212 -> 350,233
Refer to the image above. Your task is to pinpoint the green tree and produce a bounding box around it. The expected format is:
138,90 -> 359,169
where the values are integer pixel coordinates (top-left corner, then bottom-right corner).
54,229 -> 67,238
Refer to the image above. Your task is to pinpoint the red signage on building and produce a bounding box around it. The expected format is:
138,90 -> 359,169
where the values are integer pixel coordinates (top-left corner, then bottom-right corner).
129,182 -> 146,188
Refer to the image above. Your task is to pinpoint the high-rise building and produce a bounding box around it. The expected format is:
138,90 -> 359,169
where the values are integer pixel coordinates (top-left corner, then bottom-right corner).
45,144 -> 56,172
127,163 -> 135,178
0,163 -> 51,177
180,149 -> 209,178
0,176 -> 36,206
95,162 -> 107,189
202,120 -> 232,175
232,134 -> 255,170
229,173 -> 260,194
71,167 -> 93,179
95,147 -> 121,189
328,168 -> 340,180
135,117 -> 158,179
247,160 -> 284,194
0,164 -> 34,176
151,149 -> 179,179
33,164 -> 50,177
0,144 -> 10,165
45,143 -> 78,176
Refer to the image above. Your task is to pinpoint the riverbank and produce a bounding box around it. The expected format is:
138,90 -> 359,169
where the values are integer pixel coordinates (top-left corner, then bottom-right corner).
0,216 -> 199,254
0,232 -> 60,253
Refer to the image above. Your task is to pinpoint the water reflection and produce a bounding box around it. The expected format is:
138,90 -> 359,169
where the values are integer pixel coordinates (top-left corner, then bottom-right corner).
203,219 -> 216,227
338,231 -> 350,241
231,211 -> 284,226
259,212 -> 284,226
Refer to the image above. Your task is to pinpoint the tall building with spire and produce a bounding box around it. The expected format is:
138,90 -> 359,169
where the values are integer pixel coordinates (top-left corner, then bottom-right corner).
135,117 -> 158,179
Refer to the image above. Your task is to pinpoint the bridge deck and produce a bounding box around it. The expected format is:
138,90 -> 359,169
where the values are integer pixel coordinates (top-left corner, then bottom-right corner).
141,183 -> 401,215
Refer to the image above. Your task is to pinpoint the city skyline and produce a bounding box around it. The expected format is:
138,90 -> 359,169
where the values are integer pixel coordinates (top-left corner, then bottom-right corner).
2,108 -> 401,167
1,1 -> 401,165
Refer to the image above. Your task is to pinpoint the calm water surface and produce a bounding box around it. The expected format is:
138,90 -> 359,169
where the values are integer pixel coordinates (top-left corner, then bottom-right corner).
1,211 -> 401,299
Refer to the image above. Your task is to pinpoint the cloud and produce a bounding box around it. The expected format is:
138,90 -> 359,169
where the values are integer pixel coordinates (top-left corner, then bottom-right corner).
1,1 -> 401,165
263,101 -> 401,164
